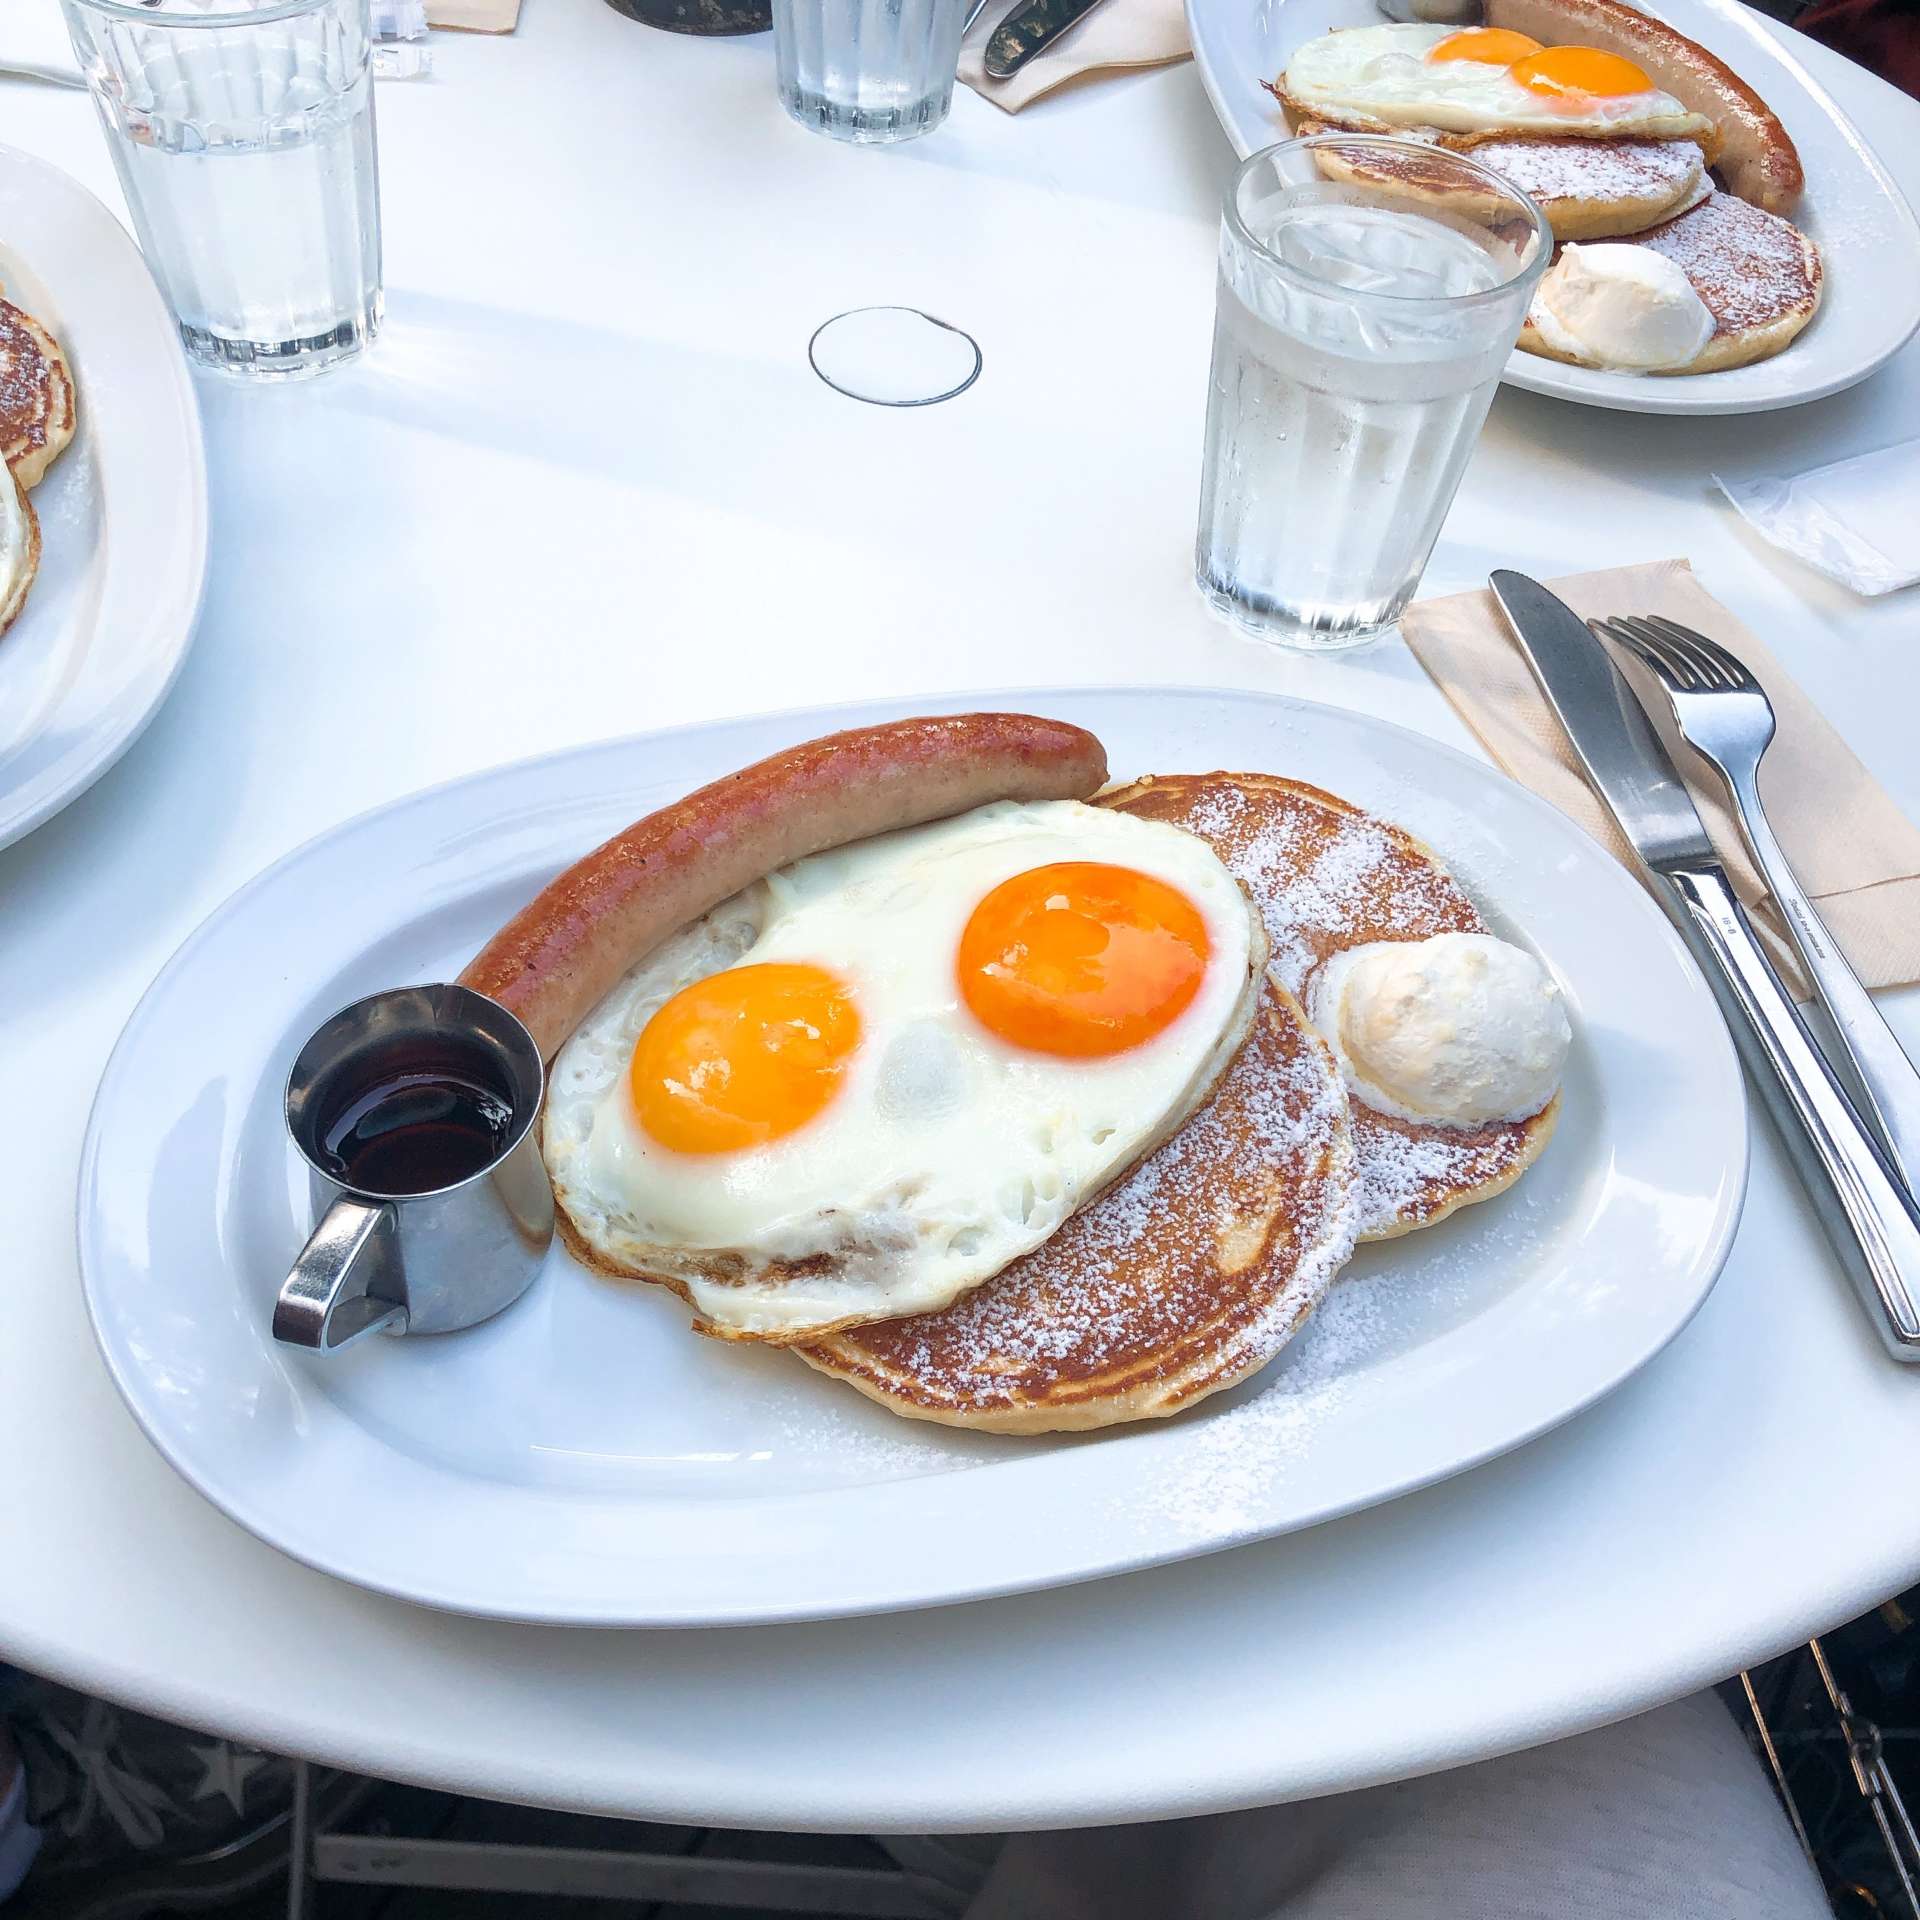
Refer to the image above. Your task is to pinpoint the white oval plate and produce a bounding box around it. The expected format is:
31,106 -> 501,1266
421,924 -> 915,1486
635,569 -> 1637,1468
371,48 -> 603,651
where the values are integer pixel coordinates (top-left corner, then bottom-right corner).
0,143 -> 207,853
1185,0 -> 1920,414
78,689 -> 1745,1627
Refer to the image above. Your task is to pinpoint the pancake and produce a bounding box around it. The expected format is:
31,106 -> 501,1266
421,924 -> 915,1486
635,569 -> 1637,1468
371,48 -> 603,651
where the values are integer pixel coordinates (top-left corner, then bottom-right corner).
1306,125 -> 1708,243
796,976 -> 1357,1433
1097,774 -> 1559,1243
0,466 -> 41,639
0,298 -> 76,491
1519,190 -> 1821,373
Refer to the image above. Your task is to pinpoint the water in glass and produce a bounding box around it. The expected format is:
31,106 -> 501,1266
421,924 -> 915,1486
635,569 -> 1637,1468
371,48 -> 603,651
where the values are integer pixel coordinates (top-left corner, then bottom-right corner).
1196,140 -> 1547,651
63,0 -> 383,378
775,0 -> 967,143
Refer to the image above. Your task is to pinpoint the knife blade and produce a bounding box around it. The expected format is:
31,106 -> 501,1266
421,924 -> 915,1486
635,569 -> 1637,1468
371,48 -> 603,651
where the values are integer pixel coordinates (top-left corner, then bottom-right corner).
1488,570 -> 1711,872
982,0 -> 1106,78
1490,568 -> 1920,1362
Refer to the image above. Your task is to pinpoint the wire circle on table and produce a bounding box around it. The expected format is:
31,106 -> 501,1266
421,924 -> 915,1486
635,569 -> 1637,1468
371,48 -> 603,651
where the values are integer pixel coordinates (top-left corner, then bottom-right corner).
807,306 -> 983,408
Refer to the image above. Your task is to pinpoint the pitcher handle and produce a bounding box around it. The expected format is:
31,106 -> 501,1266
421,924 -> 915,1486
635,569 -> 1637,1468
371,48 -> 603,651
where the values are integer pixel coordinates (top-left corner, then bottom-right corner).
272,1195 -> 409,1350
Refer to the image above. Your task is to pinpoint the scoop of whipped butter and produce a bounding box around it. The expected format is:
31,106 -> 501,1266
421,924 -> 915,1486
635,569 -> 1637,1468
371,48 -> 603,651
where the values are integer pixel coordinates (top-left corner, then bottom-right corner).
1308,933 -> 1570,1130
1530,243 -> 1714,374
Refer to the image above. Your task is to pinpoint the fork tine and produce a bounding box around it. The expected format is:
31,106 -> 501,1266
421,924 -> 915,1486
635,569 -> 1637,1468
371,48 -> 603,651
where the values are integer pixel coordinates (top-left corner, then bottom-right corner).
1601,615 -> 1699,691
1588,616 -> 1661,678
1640,618 -> 1736,693
1627,617 -> 1714,693
1644,615 -> 1756,694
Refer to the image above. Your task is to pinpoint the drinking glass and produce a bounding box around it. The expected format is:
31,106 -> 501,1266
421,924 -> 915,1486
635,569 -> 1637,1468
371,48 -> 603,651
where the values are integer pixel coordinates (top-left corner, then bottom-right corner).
60,0 -> 384,379
774,0 -> 968,144
1196,135 -> 1550,651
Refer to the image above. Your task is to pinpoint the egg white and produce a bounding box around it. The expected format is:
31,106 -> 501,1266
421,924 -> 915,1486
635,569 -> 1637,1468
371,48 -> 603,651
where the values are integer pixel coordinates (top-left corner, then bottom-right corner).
544,800 -> 1263,1339
1284,23 -> 1705,139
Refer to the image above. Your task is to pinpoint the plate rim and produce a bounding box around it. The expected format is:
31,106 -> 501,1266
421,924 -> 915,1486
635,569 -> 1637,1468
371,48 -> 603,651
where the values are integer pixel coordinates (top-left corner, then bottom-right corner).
76,684 -> 1750,1626
1182,0 -> 1920,416
0,139 -> 209,852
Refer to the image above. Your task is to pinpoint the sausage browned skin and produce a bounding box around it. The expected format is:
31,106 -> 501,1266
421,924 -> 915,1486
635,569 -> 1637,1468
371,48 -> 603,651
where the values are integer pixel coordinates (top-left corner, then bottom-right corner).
461,712 -> 1110,1059
1484,0 -> 1803,212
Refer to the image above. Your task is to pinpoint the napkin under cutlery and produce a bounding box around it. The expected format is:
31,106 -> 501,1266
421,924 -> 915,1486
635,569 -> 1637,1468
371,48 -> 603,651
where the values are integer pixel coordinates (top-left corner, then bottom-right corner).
1399,558 -> 1920,998
959,0 -> 1187,110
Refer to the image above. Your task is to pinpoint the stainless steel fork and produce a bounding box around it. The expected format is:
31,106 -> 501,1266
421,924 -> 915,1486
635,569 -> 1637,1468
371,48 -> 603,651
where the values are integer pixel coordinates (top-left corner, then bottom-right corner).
1595,612 -> 1920,1195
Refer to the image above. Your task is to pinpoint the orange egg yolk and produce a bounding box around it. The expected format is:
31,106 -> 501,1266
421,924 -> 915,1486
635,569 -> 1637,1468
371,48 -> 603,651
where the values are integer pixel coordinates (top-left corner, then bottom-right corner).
957,863 -> 1211,1059
1510,45 -> 1653,98
630,962 -> 861,1154
1427,27 -> 1541,64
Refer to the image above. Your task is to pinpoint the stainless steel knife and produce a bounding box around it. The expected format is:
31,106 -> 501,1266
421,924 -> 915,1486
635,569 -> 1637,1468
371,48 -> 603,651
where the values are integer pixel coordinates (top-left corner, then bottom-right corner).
1489,569 -> 1920,1362
982,0 -> 1108,78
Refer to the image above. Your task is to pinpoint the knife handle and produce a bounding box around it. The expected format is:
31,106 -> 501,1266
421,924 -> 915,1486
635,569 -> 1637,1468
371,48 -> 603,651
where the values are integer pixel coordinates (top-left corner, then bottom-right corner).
1722,761 -> 1920,1192
1663,861 -> 1920,1359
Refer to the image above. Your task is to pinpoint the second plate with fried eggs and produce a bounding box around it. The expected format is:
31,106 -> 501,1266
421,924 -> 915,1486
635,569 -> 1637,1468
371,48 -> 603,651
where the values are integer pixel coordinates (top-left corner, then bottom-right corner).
545,799 -> 1262,1340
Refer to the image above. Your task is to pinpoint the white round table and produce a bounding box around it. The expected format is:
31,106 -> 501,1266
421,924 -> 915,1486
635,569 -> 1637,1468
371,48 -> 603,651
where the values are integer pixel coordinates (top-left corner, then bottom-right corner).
3,0 -> 1918,1834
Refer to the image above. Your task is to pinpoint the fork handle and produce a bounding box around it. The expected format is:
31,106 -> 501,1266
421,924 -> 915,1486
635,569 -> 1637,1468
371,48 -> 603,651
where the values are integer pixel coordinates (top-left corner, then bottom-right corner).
1661,861 -> 1920,1360
1725,764 -> 1920,1195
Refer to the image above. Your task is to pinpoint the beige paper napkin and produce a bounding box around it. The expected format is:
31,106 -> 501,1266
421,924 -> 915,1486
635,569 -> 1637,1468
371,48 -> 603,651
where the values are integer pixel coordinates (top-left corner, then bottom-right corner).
1398,558 -> 1920,995
959,0 -> 1187,112
426,0 -> 520,33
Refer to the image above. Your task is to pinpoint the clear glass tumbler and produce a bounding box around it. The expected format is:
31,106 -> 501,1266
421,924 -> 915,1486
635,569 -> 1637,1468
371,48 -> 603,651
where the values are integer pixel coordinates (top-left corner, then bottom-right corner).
774,0 -> 967,144
60,0 -> 384,379
1196,135 -> 1549,651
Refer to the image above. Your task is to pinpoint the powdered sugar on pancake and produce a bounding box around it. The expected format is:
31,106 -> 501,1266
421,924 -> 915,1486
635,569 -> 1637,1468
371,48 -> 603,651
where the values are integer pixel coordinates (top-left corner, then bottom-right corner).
1181,781 -> 1467,995
806,985 -> 1357,1420
1161,778 -> 1545,1238
1470,136 -> 1701,211
1633,190 -> 1820,338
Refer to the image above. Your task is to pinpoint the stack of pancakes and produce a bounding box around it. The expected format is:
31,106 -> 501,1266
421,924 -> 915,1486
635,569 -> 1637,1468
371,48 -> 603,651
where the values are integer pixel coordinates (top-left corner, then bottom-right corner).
1270,0 -> 1820,375
800,774 -> 1559,1433
0,292 -> 77,636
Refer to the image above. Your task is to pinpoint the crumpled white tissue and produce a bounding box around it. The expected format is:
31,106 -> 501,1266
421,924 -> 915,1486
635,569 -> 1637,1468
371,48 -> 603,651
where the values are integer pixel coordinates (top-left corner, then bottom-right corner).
1715,440 -> 1919,597
370,0 -> 432,77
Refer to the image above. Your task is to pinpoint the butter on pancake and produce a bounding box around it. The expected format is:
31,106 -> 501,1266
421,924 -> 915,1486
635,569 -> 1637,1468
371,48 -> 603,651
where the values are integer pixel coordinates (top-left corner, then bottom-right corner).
1310,128 -> 1708,243
1520,190 -> 1821,373
0,298 -> 76,492
796,976 -> 1356,1434
1099,774 -> 1561,1243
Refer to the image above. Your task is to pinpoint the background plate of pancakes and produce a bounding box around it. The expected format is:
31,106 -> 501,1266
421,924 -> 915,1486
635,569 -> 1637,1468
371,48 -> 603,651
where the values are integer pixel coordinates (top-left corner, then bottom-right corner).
1188,0 -> 1920,413
79,689 -> 1747,1626
0,142 -> 206,854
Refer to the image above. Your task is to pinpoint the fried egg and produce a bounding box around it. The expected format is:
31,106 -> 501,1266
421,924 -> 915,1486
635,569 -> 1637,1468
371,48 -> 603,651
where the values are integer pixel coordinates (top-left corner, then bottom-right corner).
544,800 -> 1262,1339
1283,23 -> 1711,139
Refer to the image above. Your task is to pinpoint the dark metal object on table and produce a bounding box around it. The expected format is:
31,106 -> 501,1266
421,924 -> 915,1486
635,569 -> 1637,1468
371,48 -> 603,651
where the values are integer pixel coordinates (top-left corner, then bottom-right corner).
1739,1635 -> 1920,1920
285,1761 -> 970,1916
982,0 -> 1108,77
1595,612 -> 1920,1194
1488,570 -> 1920,1363
1810,1635 -> 1920,1916
601,0 -> 771,35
